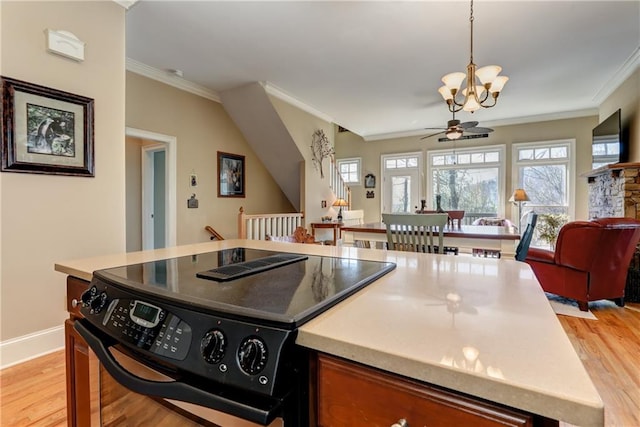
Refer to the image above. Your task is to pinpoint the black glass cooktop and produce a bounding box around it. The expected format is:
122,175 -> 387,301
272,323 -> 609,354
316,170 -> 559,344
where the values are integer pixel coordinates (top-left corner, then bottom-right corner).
92,248 -> 396,328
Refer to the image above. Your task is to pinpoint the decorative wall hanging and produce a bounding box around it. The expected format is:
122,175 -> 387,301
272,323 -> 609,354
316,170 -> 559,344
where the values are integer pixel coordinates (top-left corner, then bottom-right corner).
364,173 -> 376,188
1,76 -> 94,176
217,151 -> 245,197
310,129 -> 334,178
366,191 -> 375,199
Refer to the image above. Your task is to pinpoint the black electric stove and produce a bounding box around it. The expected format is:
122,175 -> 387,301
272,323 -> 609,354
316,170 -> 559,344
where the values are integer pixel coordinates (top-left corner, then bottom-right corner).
75,248 -> 395,425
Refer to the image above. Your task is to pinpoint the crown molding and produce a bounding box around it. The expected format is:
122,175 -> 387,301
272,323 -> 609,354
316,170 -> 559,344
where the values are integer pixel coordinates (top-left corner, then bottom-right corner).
363,108 -> 598,142
113,0 -> 138,10
126,58 -> 221,103
261,82 -> 334,124
593,46 -> 640,104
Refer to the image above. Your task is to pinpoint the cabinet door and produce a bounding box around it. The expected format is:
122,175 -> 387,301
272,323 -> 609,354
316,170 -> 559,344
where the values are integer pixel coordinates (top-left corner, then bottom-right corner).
65,277 -> 99,427
317,354 -> 534,427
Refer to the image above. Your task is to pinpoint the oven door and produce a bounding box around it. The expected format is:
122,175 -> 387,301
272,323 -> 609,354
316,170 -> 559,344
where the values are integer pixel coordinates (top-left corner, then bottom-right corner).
75,320 -> 285,427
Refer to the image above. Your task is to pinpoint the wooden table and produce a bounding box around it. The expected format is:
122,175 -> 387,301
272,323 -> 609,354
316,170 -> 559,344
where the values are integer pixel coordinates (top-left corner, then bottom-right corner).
310,221 -> 343,246
341,222 -> 521,257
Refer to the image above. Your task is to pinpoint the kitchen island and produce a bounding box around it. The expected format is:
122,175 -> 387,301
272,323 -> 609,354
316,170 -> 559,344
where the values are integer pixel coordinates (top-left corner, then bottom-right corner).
56,239 -> 603,427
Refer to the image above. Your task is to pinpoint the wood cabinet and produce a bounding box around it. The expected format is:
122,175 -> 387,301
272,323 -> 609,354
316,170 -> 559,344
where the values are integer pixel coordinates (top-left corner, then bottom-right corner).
316,353 -> 555,427
65,276 -> 95,427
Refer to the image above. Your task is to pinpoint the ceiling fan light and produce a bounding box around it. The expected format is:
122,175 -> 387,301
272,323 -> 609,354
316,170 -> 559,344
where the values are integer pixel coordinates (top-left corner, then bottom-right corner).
447,129 -> 463,140
438,86 -> 454,101
441,72 -> 466,91
475,65 -> 502,85
489,75 -> 509,93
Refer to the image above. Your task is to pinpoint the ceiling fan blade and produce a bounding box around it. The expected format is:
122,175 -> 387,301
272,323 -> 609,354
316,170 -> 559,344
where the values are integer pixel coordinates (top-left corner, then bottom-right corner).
420,131 -> 445,140
466,126 -> 494,134
459,121 -> 479,129
423,127 -> 447,130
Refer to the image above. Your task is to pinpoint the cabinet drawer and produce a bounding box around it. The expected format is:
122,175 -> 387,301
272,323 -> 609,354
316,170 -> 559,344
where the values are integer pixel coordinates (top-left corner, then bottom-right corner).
67,276 -> 90,318
317,354 -> 533,427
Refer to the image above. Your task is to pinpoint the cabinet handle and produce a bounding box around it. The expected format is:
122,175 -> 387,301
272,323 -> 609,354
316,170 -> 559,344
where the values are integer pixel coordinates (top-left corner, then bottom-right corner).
391,419 -> 408,427
71,299 -> 79,308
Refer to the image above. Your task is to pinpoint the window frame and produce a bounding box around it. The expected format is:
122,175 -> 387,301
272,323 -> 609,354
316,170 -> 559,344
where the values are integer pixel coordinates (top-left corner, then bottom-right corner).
512,139 -> 575,221
426,144 -> 506,217
336,157 -> 362,185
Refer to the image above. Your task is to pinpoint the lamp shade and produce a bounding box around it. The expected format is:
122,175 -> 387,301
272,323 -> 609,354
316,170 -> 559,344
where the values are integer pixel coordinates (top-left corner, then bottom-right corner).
509,189 -> 530,203
332,198 -> 348,207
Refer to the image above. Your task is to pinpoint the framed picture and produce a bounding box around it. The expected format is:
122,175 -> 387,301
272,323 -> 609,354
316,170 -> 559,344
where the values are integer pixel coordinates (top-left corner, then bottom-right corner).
1,76 -> 94,176
217,151 -> 245,197
364,173 -> 376,188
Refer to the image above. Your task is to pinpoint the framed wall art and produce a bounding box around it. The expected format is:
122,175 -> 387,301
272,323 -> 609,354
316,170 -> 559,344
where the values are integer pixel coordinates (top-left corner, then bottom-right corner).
0,76 -> 94,176
217,151 -> 245,197
364,173 -> 376,188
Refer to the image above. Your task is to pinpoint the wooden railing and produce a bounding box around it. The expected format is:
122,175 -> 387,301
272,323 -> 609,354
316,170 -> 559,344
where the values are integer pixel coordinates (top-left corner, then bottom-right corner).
204,226 -> 224,240
237,207 -> 304,240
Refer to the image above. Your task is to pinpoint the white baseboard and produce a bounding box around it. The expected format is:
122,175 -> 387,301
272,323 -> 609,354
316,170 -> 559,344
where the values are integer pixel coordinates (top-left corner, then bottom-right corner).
0,326 -> 65,369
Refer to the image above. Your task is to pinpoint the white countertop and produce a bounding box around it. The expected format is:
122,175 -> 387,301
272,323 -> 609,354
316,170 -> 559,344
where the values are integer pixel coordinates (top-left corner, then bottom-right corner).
55,239 -> 603,426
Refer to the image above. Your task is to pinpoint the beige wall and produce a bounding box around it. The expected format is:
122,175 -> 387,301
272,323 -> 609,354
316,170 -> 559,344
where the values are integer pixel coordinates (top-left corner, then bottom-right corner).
336,115 -> 598,223
126,72 -> 293,242
1,2 -> 125,342
269,96 -> 337,226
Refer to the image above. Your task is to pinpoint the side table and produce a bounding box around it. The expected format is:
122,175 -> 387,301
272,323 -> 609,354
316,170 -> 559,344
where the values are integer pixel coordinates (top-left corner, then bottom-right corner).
310,222 -> 343,246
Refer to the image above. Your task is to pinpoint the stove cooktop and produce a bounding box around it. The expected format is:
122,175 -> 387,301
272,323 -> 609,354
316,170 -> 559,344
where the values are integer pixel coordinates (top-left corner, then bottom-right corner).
93,248 -> 396,328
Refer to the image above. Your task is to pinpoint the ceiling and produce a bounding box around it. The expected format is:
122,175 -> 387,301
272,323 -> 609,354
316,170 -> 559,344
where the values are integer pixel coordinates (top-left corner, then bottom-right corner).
125,1 -> 640,141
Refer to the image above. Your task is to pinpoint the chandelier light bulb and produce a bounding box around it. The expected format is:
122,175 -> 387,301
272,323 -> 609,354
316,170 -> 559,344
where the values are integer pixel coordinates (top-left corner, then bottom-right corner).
475,65 -> 502,85
489,75 -> 509,93
438,86 -> 454,101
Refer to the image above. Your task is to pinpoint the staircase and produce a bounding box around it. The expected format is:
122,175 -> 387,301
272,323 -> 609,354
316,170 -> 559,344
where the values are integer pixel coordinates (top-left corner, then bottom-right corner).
328,157 -> 351,207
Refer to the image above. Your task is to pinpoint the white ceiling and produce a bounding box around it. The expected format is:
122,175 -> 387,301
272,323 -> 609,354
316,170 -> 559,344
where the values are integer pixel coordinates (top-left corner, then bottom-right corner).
125,1 -> 640,141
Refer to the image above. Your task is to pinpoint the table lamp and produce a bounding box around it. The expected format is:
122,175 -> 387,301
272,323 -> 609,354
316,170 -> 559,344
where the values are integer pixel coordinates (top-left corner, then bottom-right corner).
332,198 -> 348,222
509,189 -> 530,231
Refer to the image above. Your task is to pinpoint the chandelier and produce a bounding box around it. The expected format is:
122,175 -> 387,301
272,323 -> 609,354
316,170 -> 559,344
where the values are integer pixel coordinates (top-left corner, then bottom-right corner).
438,0 -> 508,113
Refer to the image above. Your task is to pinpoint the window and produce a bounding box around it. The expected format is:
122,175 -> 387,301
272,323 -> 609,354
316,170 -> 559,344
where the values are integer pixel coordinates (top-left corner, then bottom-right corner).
513,140 -> 574,220
336,158 -> 361,184
427,146 -> 505,219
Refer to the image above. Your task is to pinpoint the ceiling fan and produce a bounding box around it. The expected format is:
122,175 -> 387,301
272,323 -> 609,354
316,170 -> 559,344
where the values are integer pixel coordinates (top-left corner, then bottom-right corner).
420,112 -> 494,141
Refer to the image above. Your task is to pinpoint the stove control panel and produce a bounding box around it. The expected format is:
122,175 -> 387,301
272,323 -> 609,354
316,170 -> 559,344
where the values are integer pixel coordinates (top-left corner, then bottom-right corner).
81,278 -> 297,396
81,285 -> 192,361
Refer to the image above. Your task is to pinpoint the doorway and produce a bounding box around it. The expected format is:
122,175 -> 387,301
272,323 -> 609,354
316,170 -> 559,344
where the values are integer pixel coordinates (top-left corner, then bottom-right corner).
125,127 -> 177,251
381,152 -> 422,214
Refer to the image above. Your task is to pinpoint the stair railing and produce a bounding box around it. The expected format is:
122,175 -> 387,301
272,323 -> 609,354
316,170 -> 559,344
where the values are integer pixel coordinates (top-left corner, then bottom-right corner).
238,207 -> 305,240
328,157 -> 351,207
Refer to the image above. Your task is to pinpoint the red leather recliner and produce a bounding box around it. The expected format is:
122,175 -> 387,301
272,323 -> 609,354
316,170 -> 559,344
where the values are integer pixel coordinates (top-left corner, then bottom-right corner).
525,217 -> 640,311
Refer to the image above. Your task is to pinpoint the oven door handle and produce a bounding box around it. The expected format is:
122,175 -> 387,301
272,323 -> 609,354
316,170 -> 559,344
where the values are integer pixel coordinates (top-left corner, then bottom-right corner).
74,319 -> 282,425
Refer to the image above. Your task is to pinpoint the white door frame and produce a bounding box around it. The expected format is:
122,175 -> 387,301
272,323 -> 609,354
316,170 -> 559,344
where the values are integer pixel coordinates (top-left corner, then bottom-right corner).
126,127 -> 177,249
380,152 -> 423,215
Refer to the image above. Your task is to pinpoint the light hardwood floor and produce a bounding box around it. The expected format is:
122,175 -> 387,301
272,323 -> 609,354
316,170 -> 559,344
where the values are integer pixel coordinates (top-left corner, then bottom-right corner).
1,303 -> 639,427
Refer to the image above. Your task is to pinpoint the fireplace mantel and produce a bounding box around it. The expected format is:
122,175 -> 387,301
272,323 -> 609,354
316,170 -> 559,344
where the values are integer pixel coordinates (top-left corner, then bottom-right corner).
582,162 -> 640,182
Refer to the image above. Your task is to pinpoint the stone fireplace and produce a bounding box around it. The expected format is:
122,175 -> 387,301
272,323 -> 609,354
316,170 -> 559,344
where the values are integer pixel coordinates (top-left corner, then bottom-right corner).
586,162 -> 640,301
586,162 -> 640,220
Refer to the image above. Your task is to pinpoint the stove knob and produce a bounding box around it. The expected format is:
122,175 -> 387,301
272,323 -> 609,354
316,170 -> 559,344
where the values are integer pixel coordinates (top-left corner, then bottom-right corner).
89,292 -> 108,314
238,337 -> 268,375
201,330 -> 226,364
80,286 -> 99,307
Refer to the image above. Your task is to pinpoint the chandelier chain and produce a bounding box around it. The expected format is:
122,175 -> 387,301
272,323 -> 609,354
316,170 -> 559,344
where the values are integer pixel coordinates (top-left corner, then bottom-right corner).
469,0 -> 474,63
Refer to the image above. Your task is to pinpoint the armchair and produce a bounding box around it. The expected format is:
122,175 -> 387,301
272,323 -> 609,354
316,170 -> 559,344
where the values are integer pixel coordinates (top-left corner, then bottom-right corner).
525,217 -> 640,311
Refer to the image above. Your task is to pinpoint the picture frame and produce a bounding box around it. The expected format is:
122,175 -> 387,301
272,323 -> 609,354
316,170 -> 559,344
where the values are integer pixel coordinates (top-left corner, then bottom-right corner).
364,173 -> 376,188
217,151 -> 245,197
1,76 -> 94,176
